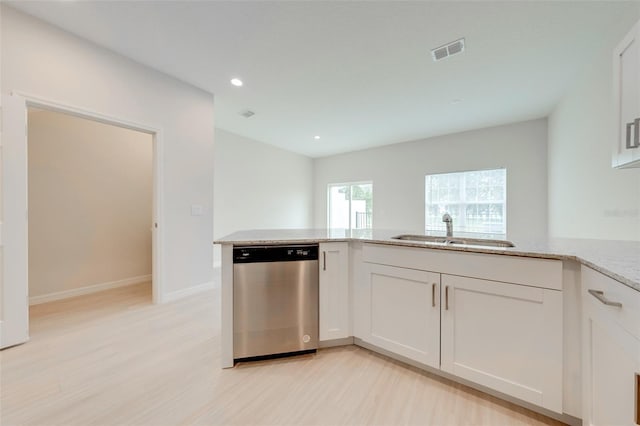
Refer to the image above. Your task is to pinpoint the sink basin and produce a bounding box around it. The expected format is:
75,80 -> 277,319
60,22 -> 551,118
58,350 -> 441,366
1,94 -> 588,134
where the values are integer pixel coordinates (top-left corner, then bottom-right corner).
391,234 -> 448,243
445,237 -> 515,248
391,234 -> 515,248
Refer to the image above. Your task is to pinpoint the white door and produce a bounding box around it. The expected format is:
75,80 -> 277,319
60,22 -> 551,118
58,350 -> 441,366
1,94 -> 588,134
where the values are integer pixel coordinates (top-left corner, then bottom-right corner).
1,94 -> 29,348
363,263 -> 440,368
440,274 -> 563,413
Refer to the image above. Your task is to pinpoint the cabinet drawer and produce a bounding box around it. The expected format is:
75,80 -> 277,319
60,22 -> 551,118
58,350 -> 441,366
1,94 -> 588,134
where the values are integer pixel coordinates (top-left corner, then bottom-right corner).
363,243 -> 562,290
582,266 -> 640,340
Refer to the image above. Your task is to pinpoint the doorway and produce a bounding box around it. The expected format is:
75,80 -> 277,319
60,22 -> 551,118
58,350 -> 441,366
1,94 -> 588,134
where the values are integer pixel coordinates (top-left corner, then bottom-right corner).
1,94 -> 164,349
27,108 -> 154,306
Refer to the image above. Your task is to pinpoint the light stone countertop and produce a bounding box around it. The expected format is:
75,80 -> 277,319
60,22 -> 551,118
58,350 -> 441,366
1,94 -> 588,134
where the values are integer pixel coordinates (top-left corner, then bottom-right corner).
215,229 -> 640,293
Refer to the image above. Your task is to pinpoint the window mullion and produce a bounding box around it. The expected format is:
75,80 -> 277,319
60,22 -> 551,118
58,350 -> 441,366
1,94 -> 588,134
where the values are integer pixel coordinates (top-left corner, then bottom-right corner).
460,174 -> 466,231
348,185 -> 352,231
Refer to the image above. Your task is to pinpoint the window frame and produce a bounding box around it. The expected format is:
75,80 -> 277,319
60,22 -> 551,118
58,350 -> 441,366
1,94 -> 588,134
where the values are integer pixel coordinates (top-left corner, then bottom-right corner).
327,181 -> 373,230
424,168 -> 507,235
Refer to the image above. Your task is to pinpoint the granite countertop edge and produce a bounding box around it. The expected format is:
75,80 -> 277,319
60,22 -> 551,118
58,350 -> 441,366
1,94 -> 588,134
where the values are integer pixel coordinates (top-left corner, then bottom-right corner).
215,230 -> 640,293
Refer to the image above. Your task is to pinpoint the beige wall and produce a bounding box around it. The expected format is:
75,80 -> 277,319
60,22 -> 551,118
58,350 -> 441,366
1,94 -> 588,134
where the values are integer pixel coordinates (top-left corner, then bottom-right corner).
314,119 -> 549,243
28,109 -> 152,298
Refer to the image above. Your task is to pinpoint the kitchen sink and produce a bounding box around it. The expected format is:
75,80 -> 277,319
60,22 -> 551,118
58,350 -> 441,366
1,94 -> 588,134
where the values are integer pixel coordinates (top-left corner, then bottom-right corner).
391,234 -> 515,248
445,237 -> 515,248
391,235 -> 448,243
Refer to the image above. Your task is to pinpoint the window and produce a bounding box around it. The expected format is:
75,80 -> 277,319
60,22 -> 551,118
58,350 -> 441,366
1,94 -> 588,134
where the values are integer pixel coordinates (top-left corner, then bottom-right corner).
328,182 -> 373,230
425,169 -> 506,235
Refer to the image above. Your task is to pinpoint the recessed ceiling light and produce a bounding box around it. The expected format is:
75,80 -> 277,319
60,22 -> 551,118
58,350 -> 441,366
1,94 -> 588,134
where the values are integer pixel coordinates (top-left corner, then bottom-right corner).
230,78 -> 243,87
314,135 -> 321,140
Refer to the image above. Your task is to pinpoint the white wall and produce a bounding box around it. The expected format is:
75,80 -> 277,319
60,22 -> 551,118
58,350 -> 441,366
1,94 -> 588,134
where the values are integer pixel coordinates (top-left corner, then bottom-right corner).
0,5 -> 4,319
213,129 -> 313,263
28,109 -> 152,299
314,119 -> 548,242
548,19 -> 640,241
1,6 -> 215,299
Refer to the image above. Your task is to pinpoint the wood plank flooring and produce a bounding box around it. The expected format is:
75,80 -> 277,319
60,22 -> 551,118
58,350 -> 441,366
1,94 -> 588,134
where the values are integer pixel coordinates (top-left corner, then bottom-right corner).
1,282 -> 565,425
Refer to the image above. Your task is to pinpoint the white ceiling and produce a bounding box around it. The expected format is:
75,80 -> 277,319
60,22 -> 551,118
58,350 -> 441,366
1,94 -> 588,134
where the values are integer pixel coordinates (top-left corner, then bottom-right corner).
7,1 -> 640,157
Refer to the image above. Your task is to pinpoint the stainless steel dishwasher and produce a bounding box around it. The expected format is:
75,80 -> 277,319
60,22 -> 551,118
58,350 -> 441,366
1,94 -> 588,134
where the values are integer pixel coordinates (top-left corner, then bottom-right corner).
233,244 -> 319,360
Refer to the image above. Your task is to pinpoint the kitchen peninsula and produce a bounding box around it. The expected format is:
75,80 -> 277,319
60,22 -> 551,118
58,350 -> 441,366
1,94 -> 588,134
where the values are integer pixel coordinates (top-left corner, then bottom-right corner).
215,229 -> 640,425
217,229 -> 640,290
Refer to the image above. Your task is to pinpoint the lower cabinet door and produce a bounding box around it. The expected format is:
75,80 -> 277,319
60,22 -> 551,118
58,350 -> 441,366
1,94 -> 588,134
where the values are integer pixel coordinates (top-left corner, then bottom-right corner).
363,263 -> 440,368
583,282 -> 640,426
440,274 -> 563,413
584,314 -> 640,426
319,242 -> 350,341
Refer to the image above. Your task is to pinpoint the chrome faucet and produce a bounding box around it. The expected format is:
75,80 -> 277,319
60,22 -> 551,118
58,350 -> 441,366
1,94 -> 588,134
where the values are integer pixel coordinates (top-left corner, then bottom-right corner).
442,213 -> 453,237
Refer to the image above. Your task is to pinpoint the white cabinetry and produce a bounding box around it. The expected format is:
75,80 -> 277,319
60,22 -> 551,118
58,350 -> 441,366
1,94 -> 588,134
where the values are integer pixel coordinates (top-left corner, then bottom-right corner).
362,263 -> 440,368
613,19 -> 640,168
441,274 -> 563,413
582,266 -> 640,426
360,243 -> 564,413
319,242 -> 350,341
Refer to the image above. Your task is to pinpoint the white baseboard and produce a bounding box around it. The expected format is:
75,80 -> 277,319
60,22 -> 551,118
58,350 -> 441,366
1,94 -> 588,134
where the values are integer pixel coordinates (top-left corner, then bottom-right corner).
319,337 -> 354,348
161,281 -> 216,303
29,274 -> 152,305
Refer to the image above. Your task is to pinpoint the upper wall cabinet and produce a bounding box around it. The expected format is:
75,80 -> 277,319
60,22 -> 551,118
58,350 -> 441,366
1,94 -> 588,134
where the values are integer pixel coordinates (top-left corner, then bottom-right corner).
613,19 -> 640,168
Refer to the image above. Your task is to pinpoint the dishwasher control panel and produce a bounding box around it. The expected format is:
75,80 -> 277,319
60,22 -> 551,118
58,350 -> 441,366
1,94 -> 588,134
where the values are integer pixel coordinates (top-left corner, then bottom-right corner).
233,244 -> 319,263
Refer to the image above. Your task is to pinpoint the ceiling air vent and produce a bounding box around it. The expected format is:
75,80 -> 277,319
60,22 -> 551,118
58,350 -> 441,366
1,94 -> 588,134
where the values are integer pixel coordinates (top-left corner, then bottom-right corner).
431,38 -> 465,62
240,110 -> 255,118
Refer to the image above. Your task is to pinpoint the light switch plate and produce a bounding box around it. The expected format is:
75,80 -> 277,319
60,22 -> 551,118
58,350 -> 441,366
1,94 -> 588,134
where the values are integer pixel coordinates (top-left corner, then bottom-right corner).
191,204 -> 204,216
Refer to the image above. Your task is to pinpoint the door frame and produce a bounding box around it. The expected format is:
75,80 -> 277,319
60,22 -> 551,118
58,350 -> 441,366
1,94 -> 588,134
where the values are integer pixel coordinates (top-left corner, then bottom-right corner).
1,92 -> 165,348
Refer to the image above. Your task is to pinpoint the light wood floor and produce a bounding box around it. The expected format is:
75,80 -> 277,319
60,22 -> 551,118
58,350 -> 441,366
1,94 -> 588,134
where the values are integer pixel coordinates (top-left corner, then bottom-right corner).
1,282 -> 565,426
